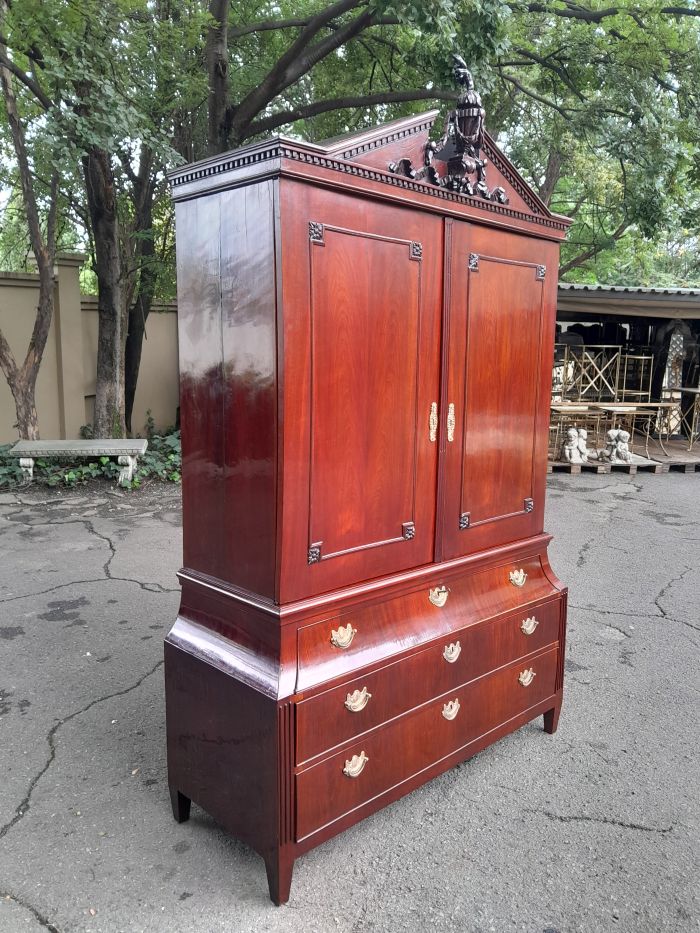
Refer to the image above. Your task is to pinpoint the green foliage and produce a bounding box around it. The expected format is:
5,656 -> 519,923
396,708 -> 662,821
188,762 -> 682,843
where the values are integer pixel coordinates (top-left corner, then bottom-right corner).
0,450 -> 24,487
488,1 -> 700,282
2,0 -> 699,297
0,432 -> 181,490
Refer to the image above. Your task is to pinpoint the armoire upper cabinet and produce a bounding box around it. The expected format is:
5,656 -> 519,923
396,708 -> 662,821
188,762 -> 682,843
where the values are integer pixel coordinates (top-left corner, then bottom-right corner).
170,107 -> 570,606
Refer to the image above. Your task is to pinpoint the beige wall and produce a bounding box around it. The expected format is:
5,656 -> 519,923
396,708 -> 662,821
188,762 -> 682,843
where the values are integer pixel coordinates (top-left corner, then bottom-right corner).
0,254 -> 179,443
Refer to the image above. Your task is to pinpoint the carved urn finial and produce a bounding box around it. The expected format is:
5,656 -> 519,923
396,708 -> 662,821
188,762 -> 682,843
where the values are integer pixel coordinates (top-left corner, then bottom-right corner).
388,54 -> 508,204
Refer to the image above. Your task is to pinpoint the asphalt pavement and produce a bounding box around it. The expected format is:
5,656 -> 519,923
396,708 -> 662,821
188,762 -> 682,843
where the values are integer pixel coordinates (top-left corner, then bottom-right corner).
0,474 -> 698,933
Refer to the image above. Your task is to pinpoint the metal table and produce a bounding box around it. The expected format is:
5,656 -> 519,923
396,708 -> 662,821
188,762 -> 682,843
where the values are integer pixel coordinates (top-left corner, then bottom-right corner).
677,387 -> 700,450
594,402 -> 678,458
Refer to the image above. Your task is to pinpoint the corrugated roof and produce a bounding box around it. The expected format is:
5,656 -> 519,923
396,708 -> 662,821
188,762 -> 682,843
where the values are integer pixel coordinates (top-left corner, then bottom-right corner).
559,283 -> 700,296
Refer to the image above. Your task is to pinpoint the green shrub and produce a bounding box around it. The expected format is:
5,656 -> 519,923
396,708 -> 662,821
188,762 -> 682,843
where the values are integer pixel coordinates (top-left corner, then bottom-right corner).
0,431 -> 182,490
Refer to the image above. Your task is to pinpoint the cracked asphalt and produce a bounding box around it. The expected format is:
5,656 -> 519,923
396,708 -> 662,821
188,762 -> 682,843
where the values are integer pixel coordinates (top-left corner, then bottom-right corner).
0,475 -> 698,933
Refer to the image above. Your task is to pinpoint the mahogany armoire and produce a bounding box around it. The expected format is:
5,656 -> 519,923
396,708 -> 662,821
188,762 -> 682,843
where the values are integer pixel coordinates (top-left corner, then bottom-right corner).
166,101 -> 571,905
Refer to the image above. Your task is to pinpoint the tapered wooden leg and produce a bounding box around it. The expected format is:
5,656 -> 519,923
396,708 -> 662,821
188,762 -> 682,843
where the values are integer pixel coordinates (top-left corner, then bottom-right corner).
543,704 -> 561,734
169,787 -> 191,823
264,851 -> 294,906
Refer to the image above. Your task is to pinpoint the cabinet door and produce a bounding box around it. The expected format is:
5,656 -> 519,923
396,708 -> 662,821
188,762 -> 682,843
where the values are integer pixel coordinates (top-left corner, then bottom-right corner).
439,221 -> 558,560
279,183 -> 443,602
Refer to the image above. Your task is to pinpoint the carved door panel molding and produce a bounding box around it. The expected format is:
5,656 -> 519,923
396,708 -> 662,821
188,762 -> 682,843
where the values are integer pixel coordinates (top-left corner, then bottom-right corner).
279,182 -> 443,602
438,221 -> 558,561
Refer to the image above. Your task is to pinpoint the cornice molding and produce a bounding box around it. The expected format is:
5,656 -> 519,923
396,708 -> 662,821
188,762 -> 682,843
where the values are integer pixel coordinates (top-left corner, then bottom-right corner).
280,143 -> 569,232
169,138 -> 569,232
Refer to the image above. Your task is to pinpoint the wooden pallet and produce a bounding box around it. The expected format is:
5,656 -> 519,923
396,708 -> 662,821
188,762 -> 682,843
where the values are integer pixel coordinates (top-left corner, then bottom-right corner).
548,455 -> 666,475
645,439 -> 700,473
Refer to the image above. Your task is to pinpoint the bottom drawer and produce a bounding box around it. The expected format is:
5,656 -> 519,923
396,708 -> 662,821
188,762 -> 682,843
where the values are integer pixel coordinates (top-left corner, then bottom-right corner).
296,646 -> 558,841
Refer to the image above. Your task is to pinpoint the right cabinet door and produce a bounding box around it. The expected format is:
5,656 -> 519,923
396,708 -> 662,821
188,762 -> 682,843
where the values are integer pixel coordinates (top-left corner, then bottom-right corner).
439,220 -> 558,560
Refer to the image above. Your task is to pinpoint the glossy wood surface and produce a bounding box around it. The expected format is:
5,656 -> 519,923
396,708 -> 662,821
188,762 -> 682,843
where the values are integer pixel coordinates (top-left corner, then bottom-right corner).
327,109 -> 440,173
165,640 -> 281,857
296,596 -> 561,763
295,645 -> 558,841
278,180 -> 443,602
296,554 -> 557,689
176,182 -> 278,599
167,112 -> 568,905
440,221 -> 559,560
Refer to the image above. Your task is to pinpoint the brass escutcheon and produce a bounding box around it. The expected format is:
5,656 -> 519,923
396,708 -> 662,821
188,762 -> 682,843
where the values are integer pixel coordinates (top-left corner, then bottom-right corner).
429,585 -> 449,608
509,568 -> 527,587
520,616 -> 539,635
447,403 -> 456,443
429,402 -> 438,443
518,668 -> 536,687
331,623 -> 357,649
443,641 -> 462,663
442,698 -> 461,721
345,687 -> 372,713
343,751 -> 368,778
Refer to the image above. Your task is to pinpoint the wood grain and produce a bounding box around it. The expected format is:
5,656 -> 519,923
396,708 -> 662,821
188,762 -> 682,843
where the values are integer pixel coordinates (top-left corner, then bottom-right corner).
166,113 -> 568,905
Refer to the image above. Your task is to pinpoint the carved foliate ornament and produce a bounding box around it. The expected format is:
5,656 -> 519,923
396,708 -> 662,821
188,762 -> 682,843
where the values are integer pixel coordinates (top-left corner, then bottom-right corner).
309,221 -> 325,243
389,55 -> 508,205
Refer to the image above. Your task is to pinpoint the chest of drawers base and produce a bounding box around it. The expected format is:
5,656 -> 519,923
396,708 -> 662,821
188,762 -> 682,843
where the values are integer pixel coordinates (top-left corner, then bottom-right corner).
164,547 -> 567,905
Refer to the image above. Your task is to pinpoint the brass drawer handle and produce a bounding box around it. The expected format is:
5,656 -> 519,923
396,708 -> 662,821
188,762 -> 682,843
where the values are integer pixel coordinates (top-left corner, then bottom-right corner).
518,668 -> 536,687
521,616 -> 539,635
442,698 -> 461,721
429,402 -> 438,443
429,585 -> 449,608
509,568 -> 527,587
447,403 -> 456,443
330,624 -> 357,649
343,751 -> 368,778
345,687 -> 372,713
443,641 -> 462,663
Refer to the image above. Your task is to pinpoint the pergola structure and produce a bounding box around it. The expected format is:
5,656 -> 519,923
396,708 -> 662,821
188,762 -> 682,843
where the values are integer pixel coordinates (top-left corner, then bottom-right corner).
550,283 -> 700,466
557,283 -> 700,322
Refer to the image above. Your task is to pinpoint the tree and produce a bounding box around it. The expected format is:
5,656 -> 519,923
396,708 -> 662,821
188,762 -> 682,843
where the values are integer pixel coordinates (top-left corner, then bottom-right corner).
2,0 -> 699,444
0,0 -> 59,439
487,0 -> 700,276
0,0 -> 201,436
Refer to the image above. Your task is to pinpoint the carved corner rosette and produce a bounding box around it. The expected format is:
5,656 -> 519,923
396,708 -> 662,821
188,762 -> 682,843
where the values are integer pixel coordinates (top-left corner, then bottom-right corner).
402,522 -> 416,540
536,264 -> 546,280
468,253 -> 479,272
309,221 -> 325,244
387,55 -> 509,205
459,512 -> 471,530
524,498 -> 534,513
308,542 -> 322,564
410,241 -> 423,261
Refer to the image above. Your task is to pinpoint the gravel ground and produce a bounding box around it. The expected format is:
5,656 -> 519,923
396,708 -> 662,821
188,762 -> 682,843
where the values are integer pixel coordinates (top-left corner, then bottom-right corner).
0,474 -> 698,933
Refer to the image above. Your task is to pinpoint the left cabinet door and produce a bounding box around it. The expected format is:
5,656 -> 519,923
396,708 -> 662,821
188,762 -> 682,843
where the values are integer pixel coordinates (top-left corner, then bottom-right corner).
278,182 -> 443,602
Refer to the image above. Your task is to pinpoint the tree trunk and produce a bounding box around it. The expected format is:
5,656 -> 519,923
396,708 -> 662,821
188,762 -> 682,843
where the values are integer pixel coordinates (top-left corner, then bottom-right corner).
83,147 -> 126,438
9,374 -> 40,439
0,335 -> 39,439
124,253 -> 157,434
539,149 -> 563,207
207,0 -> 231,155
0,8 -> 57,440
0,253 -> 55,440
123,148 -> 158,434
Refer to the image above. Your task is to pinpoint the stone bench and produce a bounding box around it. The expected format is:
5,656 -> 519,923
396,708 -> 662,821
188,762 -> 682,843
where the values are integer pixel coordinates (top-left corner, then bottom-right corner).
9,439 -> 148,487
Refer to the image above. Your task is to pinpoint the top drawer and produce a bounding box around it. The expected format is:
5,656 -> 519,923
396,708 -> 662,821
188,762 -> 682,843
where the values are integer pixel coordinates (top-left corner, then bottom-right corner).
297,554 -> 557,690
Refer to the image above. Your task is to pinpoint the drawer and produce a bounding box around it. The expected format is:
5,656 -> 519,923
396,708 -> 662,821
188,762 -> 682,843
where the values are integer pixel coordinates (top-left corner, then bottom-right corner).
296,597 -> 562,763
296,554 -> 558,690
296,645 -> 558,841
